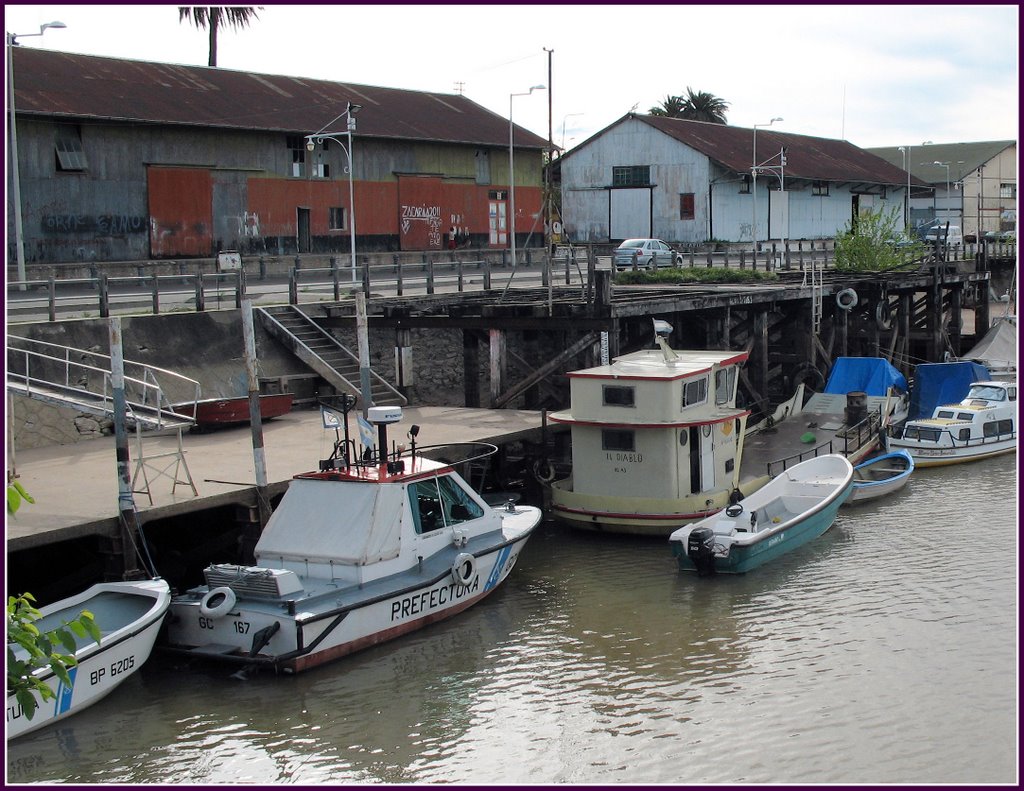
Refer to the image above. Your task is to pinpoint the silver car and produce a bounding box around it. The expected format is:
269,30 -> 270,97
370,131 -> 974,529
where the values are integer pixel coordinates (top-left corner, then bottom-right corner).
613,238 -> 684,270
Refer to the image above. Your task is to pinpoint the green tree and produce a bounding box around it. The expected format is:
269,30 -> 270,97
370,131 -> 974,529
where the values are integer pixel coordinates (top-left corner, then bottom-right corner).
679,87 -> 729,124
649,94 -> 686,117
833,205 -> 923,271
7,593 -> 101,721
650,88 -> 729,124
178,6 -> 262,67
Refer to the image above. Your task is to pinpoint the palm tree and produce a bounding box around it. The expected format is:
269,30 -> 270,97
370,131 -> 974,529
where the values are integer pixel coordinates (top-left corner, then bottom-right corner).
649,95 -> 686,117
649,88 -> 729,124
679,87 -> 729,124
178,7 -> 262,67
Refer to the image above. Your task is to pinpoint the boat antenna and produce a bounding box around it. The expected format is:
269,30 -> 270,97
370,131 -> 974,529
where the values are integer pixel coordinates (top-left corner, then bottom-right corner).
652,318 -> 679,362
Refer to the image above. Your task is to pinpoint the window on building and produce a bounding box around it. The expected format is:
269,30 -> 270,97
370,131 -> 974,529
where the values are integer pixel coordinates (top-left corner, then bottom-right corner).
679,193 -> 695,220
739,174 -> 750,194
286,135 -> 306,178
1000,183 -> 1016,199
682,376 -> 708,409
55,126 -> 87,172
602,429 -> 635,452
329,207 -> 347,231
812,181 -> 829,197
603,385 -> 635,407
612,165 -> 650,187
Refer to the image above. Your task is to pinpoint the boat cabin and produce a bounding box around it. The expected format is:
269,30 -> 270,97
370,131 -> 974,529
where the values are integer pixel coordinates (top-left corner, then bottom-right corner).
549,343 -> 750,503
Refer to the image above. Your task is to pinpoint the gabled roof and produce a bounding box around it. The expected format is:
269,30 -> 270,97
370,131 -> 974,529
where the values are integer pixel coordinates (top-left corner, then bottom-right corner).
639,114 -> 917,186
865,141 -> 1016,185
561,113 -> 920,187
11,47 -> 548,149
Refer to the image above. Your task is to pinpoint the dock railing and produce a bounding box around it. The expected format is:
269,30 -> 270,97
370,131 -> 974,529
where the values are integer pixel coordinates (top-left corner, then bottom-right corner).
765,408 -> 883,479
6,238 -> 1013,323
6,336 -> 201,429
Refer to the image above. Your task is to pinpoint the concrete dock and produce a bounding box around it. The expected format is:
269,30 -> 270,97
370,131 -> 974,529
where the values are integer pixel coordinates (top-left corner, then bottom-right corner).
6,406 -> 546,550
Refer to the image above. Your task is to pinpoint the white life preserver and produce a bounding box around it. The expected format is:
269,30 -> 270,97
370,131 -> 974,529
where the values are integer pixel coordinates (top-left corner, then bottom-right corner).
199,586 -> 237,618
451,552 -> 477,587
836,288 -> 858,310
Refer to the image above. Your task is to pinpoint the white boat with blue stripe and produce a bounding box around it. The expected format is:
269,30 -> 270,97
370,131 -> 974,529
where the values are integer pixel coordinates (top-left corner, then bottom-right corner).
669,454 -> 853,575
7,578 -> 171,740
163,402 -> 541,674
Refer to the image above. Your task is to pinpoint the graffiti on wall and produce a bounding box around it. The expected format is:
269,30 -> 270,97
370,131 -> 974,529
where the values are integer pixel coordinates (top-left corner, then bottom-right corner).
401,204 -> 442,248
237,211 -> 261,238
41,215 -> 148,235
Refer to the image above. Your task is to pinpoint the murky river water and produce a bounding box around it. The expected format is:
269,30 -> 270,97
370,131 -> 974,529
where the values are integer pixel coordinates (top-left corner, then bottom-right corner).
7,454 -> 1017,785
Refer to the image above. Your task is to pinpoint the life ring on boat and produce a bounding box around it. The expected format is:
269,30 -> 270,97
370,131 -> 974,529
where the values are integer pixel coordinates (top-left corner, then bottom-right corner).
725,504 -> 744,518
875,299 -> 893,330
533,459 -> 556,484
836,288 -> 859,311
199,586 -> 237,618
451,553 -> 477,587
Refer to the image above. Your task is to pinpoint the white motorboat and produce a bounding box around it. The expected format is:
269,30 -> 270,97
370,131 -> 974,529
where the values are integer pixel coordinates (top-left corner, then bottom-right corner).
888,380 -> 1017,467
162,403 -> 542,674
669,454 -> 854,575
6,579 -> 171,740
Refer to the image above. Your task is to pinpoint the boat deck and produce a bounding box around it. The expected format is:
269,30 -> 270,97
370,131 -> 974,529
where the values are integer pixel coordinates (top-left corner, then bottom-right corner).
740,396 -> 880,486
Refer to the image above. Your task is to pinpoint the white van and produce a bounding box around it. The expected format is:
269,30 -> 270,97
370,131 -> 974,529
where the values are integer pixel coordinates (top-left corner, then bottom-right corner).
923,224 -> 963,246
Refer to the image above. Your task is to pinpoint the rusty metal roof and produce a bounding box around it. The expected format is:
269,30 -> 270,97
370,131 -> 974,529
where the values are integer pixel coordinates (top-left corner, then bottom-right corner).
11,47 -> 548,149
635,114 -> 922,186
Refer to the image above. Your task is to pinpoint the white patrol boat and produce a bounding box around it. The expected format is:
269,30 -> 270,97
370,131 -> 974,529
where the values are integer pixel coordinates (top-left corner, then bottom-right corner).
888,380 -> 1017,467
162,402 -> 541,674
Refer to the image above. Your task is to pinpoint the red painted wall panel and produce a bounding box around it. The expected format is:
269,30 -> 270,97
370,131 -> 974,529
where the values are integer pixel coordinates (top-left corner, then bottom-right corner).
148,167 -> 213,257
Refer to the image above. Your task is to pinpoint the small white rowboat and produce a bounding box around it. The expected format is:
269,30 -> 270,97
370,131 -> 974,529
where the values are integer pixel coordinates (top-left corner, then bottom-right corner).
6,578 -> 171,740
845,449 -> 915,505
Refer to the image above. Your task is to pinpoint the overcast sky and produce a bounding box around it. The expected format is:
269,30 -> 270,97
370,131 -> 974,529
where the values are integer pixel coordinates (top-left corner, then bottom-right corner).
5,4 -> 1019,152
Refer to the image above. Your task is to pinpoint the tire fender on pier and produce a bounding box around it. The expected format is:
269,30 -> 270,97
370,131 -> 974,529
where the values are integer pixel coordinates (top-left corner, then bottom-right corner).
836,288 -> 858,311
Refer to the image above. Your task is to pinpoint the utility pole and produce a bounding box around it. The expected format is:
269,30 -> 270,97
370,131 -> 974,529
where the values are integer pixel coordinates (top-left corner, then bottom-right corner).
543,47 -> 554,257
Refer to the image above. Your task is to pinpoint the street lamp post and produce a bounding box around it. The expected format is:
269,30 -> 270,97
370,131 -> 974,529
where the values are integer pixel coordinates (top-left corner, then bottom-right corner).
509,85 -> 545,268
306,101 -> 363,283
898,144 -> 912,228
934,160 -> 951,221
7,21 -> 66,291
559,112 -> 583,151
752,117 -> 782,258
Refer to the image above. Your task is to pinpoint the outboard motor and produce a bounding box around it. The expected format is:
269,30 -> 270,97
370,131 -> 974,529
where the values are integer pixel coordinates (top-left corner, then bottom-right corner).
687,526 -> 717,577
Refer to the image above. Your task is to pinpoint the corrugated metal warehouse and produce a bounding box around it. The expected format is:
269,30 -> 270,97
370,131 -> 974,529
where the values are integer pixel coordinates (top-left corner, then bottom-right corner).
558,113 -> 921,245
7,48 -> 549,264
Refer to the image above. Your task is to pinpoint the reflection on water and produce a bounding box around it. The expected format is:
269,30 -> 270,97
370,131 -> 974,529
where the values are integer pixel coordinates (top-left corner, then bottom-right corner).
7,455 -> 1016,784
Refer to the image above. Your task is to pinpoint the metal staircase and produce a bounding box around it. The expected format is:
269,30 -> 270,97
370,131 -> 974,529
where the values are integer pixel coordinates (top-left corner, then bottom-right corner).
257,305 -> 406,408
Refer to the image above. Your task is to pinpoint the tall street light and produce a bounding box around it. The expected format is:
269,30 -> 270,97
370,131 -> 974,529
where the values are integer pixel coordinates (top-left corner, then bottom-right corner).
932,160 -> 957,222
7,20 -> 66,291
509,84 -> 545,268
560,112 -> 583,151
306,101 -> 363,283
898,144 -> 912,228
752,117 -> 782,254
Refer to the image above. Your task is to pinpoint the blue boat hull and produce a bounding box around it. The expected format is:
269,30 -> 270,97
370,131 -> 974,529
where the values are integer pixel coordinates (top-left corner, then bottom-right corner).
672,480 -> 853,574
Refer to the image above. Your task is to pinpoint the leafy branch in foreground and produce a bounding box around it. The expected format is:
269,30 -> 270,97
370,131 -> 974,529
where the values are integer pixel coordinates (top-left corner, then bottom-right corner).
7,593 -> 101,720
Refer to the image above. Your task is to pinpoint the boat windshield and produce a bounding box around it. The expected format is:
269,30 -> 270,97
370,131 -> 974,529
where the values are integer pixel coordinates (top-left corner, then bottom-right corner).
966,385 -> 1006,401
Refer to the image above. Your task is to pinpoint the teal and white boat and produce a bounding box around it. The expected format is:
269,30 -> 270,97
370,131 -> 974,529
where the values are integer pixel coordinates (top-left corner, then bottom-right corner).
669,454 -> 854,575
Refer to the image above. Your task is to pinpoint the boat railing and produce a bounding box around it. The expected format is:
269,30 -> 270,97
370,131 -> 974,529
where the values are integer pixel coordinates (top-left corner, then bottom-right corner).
766,409 -> 883,478
6,336 -> 201,429
892,424 -> 1017,448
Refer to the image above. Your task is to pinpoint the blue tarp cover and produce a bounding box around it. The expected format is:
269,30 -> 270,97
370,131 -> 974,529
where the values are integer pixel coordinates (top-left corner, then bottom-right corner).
908,361 -> 991,420
824,357 -> 908,397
